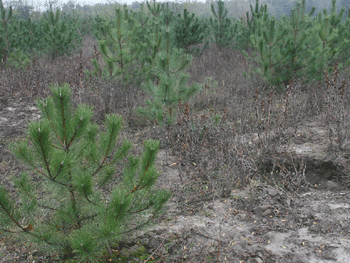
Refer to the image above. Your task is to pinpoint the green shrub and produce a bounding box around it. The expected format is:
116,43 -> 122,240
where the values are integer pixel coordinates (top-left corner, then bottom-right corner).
42,9 -> 82,59
7,48 -> 31,69
173,8 -> 208,55
209,0 -> 235,48
246,0 -> 349,87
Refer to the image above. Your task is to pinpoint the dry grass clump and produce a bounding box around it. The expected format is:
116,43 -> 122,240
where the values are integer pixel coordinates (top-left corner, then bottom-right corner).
170,46 -> 350,198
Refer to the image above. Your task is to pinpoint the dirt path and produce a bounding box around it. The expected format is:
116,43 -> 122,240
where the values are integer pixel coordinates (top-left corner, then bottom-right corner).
0,96 -> 40,161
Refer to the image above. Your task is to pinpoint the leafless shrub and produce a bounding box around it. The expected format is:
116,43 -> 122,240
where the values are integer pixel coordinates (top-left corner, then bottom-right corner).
168,45 -> 321,194
168,102 -> 231,193
188,45 -> 255,111
323,64 -> 350,149
230,80 -> 312,191
269,153 -> 311,191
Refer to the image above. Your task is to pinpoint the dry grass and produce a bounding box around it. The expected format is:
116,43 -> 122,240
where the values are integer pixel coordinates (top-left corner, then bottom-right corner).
2,38 -> 350,192
2,37 -> 350,192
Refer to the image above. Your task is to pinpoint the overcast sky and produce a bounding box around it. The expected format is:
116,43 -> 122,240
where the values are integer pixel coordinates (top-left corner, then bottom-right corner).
3,0 -> 203,9
60,0 -> 207,5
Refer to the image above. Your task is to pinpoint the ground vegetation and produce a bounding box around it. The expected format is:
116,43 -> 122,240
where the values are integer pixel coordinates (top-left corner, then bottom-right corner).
1,0 -> 350,262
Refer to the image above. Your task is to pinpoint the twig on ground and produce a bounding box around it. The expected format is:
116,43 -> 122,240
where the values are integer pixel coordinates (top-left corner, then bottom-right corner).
143,237 -> 166,263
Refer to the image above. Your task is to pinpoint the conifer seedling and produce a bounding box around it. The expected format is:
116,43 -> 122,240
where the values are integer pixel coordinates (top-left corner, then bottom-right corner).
42,8 -> 82,59
0,84 -> 170,262
209,0 -> 235,48
174,8 -> 208,56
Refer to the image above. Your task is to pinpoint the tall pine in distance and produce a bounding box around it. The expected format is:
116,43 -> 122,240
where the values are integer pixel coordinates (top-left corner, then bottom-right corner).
174,8 -> 208,56
247,0 -> 320,86
209,0 -> 236,48
42,6 -> 82,59
137,14 -> 202,126
0,3 -> 13,62
90,5 -> 141,82
316,0 -> 350,70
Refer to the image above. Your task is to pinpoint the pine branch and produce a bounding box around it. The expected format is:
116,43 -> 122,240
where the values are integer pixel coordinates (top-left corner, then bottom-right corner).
0,197 -> 55,246
59,94 -> 68,148
77,213 -> 99,225
17,148 -> 49,178
53,160 -> 65,180
0,199 -> 27,232
38,105 -> 64,148
66,118 -> 84,149
37,138 -> 52,180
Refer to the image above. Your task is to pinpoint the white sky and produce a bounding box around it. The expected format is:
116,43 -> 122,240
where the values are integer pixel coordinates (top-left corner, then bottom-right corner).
58,0 -> 206,5
3,0 -> 201,8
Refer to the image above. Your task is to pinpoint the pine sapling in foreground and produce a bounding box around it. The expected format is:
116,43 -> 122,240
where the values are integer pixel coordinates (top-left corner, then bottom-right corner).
0,84 -> 170,262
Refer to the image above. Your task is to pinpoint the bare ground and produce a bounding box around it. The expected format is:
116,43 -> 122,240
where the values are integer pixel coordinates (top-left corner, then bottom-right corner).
152,150 -> 350,263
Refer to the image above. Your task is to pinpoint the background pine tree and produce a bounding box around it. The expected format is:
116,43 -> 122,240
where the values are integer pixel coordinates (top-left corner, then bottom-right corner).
209,0 -> 235,48
91,6 -> 141,83
42,7 -> 82,59
136,27 -> 202,126
0,3 -> 13,62
174,8 -> 208,55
